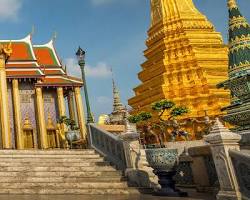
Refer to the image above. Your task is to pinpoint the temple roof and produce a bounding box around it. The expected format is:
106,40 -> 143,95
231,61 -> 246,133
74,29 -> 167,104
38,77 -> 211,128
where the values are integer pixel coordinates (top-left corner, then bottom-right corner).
33,40 -> 61,67
2,35 -> 37,61
36,75 -> 83,87
228,0 -> 250,78
0,34 -> 83,87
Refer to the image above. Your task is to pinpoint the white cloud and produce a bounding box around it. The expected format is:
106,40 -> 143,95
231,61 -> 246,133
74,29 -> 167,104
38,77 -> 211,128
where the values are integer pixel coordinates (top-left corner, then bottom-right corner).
85,62 -> 112,78
64,58 -> 112,79
0,0 -> 22,21
90,0 -> 115,6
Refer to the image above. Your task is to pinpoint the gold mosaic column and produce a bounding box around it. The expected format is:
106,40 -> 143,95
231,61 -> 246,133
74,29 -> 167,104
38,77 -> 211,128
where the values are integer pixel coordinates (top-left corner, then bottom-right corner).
67,91 -> 76,122
12,79 -> 24,149
0,54 -> 12,149
74,87 -> 87,141
35,86 -> 48,149
57,87 -> 66,117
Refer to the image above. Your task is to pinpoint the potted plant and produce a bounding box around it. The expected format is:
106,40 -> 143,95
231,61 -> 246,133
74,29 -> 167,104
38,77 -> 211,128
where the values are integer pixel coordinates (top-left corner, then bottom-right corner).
128,99 -> 189,196
58,116 -> 80,149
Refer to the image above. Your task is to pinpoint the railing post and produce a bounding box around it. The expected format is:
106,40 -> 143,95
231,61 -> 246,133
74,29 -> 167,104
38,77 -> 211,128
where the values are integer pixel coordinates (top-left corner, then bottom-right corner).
204,119 -> 242,200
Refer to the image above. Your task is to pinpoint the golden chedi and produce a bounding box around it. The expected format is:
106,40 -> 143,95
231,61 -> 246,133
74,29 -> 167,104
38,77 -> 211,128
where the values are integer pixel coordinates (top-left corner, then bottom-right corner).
128,0 -> 230,138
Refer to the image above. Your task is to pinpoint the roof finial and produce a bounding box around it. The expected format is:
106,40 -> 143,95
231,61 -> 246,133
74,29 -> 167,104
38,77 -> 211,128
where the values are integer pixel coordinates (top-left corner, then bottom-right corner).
30,25 -> 35,39
64,65 -> 67,73
228,0 -> 237,10
111,67 -> 115,90
52,31 -> 57,43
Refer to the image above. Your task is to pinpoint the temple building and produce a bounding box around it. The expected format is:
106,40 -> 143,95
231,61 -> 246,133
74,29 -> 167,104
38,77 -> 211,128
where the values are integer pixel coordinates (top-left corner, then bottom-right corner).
128,0 -> 230,137
218,0 -> 250,132
0,34 -> 87,149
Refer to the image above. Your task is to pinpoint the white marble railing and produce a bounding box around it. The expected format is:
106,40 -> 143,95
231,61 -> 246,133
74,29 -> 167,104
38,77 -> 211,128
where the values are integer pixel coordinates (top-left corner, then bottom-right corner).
88,124 -> 132,171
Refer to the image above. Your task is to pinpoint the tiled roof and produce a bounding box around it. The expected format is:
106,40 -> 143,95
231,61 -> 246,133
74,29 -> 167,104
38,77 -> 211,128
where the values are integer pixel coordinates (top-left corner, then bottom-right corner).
33,40 -> 61,67
1,35 -> 36,61
6,70 -> 43,77
36,75 -> 83,87
1,34 -> 82,87
228,0 -> 250,78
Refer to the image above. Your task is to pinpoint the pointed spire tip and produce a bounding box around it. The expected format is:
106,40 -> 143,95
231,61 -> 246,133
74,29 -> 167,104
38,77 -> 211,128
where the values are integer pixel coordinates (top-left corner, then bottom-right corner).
228,0 -> 238,9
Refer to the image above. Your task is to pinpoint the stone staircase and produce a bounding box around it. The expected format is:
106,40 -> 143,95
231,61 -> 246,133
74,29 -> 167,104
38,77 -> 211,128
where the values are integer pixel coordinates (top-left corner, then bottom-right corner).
0,149 -> 138,195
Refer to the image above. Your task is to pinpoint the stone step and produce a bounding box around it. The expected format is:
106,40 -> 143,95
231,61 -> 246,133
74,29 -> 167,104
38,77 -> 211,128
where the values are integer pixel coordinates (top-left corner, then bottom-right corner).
0,158 -> 104,163
0,182 -> 128,189
0,171 -> 122,177
0,161 -> 111,167
0,154 -> 101,158
0,176 -> 125,183
0,150 -> 96,155
0,166 -> 117,172
0,150 -> 136,195
0,188 -> 139,195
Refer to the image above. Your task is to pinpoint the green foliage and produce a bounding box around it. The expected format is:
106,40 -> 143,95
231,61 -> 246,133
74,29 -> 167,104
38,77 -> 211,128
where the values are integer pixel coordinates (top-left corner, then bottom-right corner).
128,115 -> 141,124
139,111 -> 152,121
128,112 -> 152,123
58,116 -> 79,130
152,100 -> 175,111
170,106 -> 189,117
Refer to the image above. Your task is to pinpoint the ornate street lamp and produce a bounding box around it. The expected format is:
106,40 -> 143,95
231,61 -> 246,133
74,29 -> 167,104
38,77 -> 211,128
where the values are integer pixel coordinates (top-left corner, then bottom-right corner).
76,46 -> 94,123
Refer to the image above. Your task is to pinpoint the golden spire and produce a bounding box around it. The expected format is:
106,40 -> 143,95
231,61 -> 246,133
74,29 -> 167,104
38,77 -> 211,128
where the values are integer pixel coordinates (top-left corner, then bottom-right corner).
151,0 -> 203,26
228,0 -> 237,10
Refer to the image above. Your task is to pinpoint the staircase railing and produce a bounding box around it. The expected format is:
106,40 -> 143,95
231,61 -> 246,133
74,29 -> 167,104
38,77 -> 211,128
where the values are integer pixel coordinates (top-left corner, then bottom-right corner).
88,124 -> 132,171
230,149 -> 250,200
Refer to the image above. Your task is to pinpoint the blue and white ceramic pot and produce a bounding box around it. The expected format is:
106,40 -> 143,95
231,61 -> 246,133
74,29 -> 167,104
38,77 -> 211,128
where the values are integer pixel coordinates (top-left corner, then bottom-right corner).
145,148 -> 188,197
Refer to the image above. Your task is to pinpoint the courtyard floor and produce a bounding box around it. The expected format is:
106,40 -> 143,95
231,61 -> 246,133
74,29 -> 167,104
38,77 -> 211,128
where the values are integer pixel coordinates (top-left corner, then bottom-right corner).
0,189 -> 216,200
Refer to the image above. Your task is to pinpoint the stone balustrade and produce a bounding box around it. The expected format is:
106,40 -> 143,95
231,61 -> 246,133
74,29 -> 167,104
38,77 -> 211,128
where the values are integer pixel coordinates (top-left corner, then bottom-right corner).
88,124 -> 129,171
230,149 -> 250,200
204,119 -> 242,200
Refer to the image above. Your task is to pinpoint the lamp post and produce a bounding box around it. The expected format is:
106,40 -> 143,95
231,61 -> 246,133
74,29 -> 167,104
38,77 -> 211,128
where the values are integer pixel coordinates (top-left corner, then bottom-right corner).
76,46 -> 94,123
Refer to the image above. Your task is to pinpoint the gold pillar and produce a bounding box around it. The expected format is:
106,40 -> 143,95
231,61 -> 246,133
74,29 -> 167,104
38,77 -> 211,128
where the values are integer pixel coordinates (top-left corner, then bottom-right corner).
12,79 -> 23,149
67,91 -> 76,122
0,55 -> 12,148
74,87 -> 87,141
57,87 -> 66,117
35,86 -> 48,149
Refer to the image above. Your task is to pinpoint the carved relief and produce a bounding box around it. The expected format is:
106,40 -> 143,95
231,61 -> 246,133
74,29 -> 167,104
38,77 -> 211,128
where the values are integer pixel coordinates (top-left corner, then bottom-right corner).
20,90 -> 34,103
151,0 -> 163,25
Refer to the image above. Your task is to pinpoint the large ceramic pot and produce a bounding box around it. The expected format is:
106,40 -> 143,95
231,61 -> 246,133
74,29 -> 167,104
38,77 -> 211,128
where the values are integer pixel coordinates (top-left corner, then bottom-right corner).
65,130 -> 81,149
145,148 -> 187,197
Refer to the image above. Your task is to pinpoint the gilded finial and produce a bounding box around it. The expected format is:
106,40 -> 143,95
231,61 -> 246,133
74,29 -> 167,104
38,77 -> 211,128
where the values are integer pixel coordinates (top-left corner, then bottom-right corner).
228,0 -> 238,9
0,41 -> 12,58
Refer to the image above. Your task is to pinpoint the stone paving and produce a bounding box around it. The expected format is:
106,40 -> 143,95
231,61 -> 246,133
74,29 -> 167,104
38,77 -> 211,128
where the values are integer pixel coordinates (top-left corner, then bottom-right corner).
0,189 -> 216,200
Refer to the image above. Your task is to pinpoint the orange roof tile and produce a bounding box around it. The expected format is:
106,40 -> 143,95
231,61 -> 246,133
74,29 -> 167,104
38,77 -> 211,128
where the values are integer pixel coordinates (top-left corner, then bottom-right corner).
36,76 -> 83,87
34,47 -> 59,66
6,70 -> 42,77
6,63 -> 38,68
6,42 -> 34,61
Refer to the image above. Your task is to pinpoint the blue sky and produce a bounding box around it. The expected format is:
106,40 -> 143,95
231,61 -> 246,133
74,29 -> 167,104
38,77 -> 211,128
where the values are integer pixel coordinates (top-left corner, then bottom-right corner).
0,0 -> 250,119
